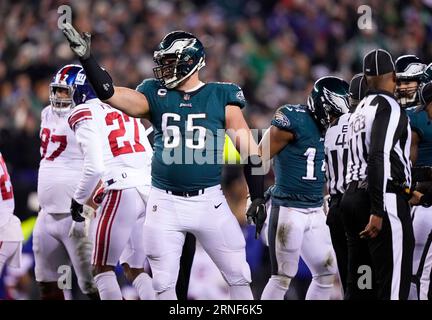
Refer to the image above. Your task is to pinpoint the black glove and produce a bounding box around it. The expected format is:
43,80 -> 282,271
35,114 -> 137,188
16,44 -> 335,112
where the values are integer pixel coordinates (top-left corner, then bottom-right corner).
419,193 -> 432,208
246,198 -> 267,239
70,198 -> 85,222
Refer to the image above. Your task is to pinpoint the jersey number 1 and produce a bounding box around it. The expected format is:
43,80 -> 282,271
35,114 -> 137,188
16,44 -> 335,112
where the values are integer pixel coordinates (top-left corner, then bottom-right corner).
302,147 -> 324,180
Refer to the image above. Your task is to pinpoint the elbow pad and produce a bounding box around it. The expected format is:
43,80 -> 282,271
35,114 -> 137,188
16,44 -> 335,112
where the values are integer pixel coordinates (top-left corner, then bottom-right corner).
80,55 -> 114,100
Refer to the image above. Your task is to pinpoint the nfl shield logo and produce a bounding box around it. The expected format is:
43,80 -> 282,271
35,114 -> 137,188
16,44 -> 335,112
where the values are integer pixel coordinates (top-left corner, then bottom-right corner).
183,93 -> 190,100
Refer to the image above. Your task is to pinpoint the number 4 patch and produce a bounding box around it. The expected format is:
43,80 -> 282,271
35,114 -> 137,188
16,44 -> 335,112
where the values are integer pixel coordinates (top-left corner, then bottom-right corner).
335,133 -> 347,147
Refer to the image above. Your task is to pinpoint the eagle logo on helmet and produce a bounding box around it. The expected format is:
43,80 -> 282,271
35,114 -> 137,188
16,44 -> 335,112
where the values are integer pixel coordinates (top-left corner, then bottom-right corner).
323,87 -> 350,114
153,31 -> 206,89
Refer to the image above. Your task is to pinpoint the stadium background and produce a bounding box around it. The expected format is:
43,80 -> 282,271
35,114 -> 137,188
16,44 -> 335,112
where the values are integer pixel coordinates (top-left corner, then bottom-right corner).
0,0 -> 431,299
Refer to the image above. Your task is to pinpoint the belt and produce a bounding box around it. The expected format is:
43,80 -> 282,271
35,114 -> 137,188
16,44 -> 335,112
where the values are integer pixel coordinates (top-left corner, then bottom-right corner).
165,189 -> 205,197
386,181 -> 411,196
346,180 -> 368,193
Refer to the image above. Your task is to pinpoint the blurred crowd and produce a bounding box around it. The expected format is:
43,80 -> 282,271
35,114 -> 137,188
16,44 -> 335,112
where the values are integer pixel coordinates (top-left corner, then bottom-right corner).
1,0 -> 432,299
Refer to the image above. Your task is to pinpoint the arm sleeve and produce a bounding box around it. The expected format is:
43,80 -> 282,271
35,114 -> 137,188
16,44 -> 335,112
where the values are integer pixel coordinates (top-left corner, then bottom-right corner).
72,119 -> 104,204
368,98 -> 401,217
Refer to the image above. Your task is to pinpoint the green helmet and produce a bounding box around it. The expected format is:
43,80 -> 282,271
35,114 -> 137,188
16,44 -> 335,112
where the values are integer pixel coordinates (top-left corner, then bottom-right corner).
421,62 -> 432,84
153,30 -> 206,89
307,76 -> 350,131
395,55 -> 426,108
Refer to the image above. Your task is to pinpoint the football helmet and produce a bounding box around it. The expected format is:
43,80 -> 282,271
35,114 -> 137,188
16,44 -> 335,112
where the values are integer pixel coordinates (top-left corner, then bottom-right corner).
307,76 -> 350,131
395,55 -> 426,108
49,64 -> 97,116
153,31 -> 205,89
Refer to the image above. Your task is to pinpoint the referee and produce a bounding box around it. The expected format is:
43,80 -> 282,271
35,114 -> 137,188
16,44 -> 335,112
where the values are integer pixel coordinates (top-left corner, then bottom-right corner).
340,49 -> 414,300
324,73 -> 367,294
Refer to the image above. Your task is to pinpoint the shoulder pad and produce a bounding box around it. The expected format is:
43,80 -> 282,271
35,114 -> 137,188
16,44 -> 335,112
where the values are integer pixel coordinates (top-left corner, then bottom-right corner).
68,104 -> 93,131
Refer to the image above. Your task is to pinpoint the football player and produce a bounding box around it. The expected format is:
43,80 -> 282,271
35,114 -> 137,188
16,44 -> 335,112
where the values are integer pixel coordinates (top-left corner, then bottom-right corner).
63,25 -> 266,300
324,74 -> 367,296
0,152 -> 23,275
34,65 -> 98,299
395,55 -> 432,300
324,73 -> 367,299
66,66 -> 155,300
259,77 -> 348,300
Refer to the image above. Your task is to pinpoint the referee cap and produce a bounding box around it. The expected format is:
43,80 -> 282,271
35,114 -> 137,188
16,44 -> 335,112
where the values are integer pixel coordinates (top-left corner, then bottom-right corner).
349,73 -> 367,100
363,49 -> 395,76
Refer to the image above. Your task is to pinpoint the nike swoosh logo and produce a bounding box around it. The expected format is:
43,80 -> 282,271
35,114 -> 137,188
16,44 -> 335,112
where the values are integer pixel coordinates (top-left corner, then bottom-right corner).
214,203 -> 222,209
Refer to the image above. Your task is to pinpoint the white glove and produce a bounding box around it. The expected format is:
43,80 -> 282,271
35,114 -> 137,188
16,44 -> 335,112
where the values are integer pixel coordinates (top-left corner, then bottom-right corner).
62,22 -> 91,59
68,205 -> 95,238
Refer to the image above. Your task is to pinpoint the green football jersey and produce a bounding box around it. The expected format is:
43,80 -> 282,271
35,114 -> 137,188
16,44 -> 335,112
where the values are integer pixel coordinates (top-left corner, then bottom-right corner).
270,104 -> 325,208
136,79 -> 246,191
406,107 -> 432,166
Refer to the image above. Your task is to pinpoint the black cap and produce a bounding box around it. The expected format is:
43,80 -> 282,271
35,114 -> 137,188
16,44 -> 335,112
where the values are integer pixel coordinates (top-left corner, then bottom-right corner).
349,73 -> 367,100
363,49 -> 395,76
419,82 -> 432,108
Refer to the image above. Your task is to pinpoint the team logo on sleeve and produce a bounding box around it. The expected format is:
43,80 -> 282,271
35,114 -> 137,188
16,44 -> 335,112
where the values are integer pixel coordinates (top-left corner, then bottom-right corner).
274,110 -> 290,128
236,90 -> 245,102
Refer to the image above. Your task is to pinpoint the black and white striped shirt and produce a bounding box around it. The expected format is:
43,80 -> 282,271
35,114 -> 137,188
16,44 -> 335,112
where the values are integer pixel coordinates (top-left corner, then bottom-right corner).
346,90 -> 411,216
325,113 -> 350,195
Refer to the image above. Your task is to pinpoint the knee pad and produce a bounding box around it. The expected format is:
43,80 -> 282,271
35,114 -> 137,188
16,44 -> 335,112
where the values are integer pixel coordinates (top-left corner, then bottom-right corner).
313,251 -> 338,276
223,261 -> 252,286
272,275 -> 292,291
313,274 -> 335,287
278,260 -> 299,278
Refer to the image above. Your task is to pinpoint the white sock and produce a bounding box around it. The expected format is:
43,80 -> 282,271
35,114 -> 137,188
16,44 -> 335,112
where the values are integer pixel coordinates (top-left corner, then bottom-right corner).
229,285 -> 253,300
94,271 -> 123,300
132,273 -> 156,300
157,287 -> 177,300
305,276 -> 334,300
261,275 -> 291,300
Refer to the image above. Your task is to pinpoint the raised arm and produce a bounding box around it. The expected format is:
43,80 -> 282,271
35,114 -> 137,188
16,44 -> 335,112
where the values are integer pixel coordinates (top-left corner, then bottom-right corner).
108,86 -> 150,118
62,23 -> 149,118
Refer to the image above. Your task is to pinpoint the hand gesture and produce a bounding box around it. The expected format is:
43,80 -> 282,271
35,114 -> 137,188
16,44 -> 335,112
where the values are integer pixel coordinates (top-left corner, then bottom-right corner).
62,22 -> 91,59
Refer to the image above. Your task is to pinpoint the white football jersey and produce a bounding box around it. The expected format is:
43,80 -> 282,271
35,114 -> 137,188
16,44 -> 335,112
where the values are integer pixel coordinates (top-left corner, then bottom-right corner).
0,152 -> 15,228
324,113 -> 350,195
38,106 -> 84,214
69,99 -> 152,203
